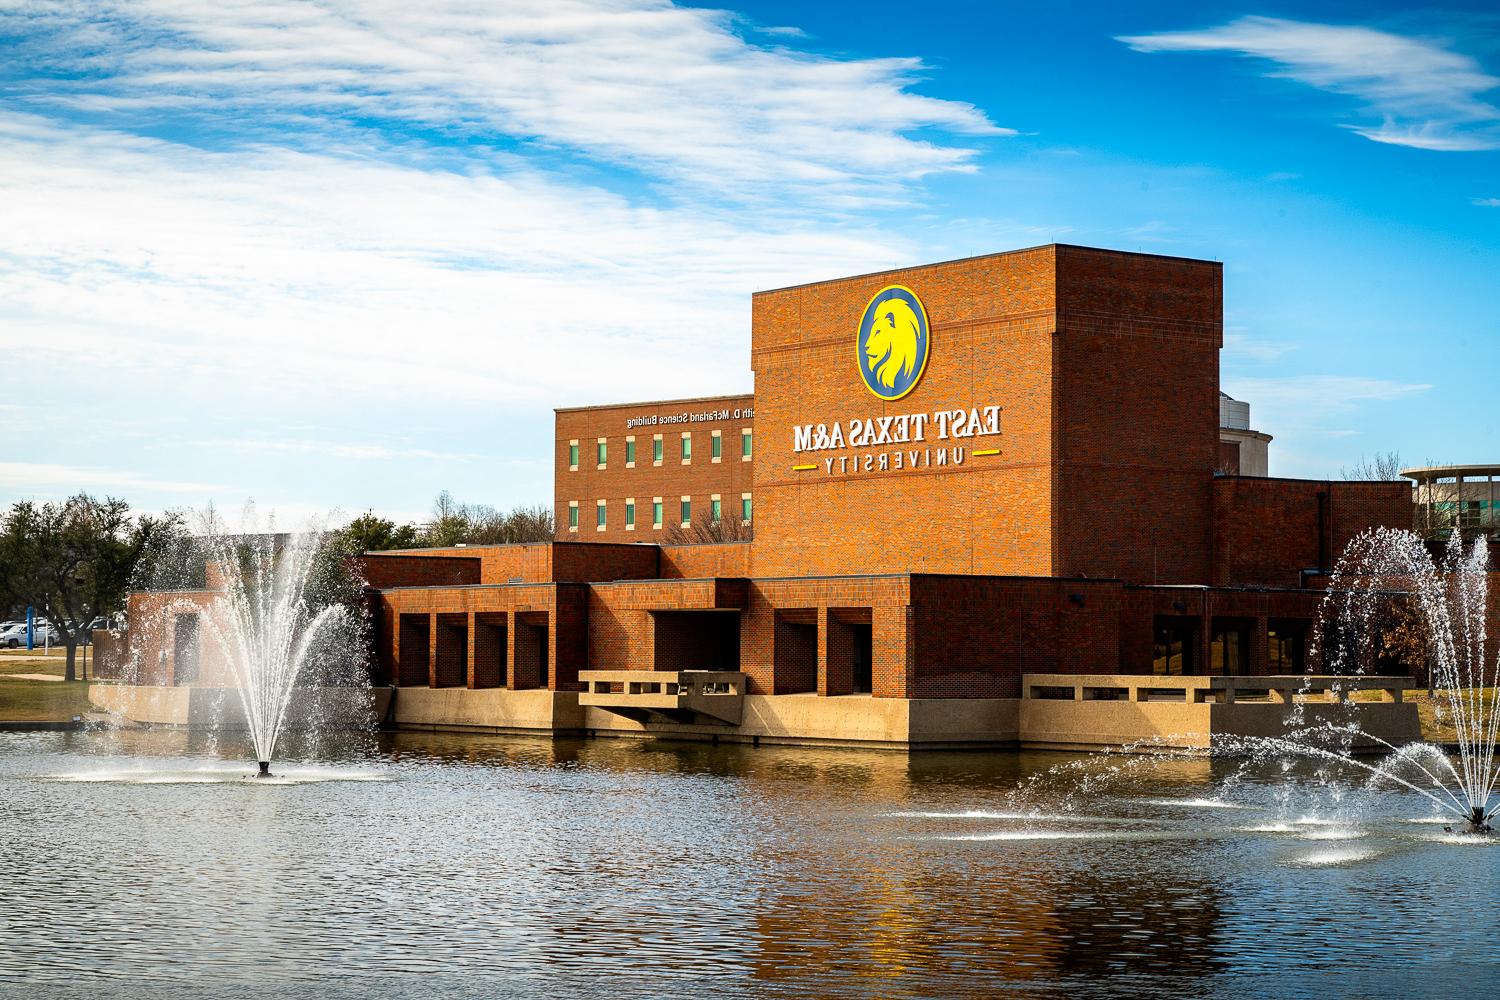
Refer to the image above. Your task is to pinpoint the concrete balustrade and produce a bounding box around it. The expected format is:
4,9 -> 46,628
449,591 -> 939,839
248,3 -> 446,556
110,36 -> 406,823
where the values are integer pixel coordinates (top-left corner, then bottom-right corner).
1018,673 -> 1419,750
579,669 -> 748,725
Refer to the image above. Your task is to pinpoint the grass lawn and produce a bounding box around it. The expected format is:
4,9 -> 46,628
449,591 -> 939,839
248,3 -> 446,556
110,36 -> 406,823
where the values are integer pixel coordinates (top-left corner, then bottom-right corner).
1402,687 -> 1498,745
0,648 -> 101,721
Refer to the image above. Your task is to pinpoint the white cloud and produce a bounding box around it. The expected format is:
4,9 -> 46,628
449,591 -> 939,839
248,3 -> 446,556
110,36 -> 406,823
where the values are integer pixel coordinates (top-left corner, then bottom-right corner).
1119,16 -> 1500,151
3,0 -> 1007,201
1475,197 -> 1500,207
196,439 -> 483,462
1224,374 -> 1431,423
0,462 -> 227,496
1224,330 -> 1298,363
0,112 -> 914,408
0,2 -> 1016,515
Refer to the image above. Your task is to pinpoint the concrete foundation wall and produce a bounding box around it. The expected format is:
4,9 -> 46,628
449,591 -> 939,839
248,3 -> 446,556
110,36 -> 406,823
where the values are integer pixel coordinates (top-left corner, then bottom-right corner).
90,684 -> 380,729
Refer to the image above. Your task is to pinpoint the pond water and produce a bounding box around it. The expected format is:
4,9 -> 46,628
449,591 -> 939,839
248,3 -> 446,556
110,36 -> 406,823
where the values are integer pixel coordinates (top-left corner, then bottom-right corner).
2,730 -> 1496,999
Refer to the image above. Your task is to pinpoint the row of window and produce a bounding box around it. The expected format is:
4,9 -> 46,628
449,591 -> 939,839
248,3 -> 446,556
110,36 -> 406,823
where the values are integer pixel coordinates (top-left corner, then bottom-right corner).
567,429 -> 751,470
566,494 -> 752,531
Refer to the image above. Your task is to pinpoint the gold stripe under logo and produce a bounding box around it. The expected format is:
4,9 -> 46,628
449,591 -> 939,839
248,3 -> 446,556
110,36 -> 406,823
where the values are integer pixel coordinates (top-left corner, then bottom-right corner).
973,448 -> 1001,457
791,464 -> 818,471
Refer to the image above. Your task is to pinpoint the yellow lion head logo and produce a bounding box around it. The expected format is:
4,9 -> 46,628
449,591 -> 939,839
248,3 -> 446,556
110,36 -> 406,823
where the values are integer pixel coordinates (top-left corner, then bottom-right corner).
864,298 -> 923,390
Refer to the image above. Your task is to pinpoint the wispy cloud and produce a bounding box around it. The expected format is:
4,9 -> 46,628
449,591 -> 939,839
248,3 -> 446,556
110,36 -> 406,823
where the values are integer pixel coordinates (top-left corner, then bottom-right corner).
0,462 -> 227,497
1224,331 -> 1298,364
1475,197 -> 1500,207
1119,16 -> 1500,151
0,111 -> 915,407
0,2 -> 1015,515
1224,374 -> 1431,424
196,439 -> 483,463
3,0 -> 1008,202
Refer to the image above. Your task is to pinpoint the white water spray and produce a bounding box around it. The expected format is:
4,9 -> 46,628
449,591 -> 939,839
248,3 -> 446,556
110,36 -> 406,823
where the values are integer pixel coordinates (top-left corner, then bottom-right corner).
189,514 -> 356,776
1318,528 -> 1498,829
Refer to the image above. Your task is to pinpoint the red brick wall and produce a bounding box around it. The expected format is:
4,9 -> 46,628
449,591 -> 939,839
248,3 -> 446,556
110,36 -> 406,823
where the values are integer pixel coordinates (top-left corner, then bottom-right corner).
357,554 -> 481,589
658,542 -> 751,579
750,246 -> 1057,579
364,542 -> 659,586
1212,478 -> 1412,587
555,394 -> 755,543
740,577 -> 912,697
746,245 -> 1224,584
909,576 -> 1122,697
1053,246 -> 1222,584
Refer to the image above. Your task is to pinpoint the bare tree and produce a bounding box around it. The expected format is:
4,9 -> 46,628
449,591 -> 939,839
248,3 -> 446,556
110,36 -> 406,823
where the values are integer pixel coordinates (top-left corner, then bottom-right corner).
661,511 -> 753,545
1341,451 -> 1403,481
417,492 -> 554,547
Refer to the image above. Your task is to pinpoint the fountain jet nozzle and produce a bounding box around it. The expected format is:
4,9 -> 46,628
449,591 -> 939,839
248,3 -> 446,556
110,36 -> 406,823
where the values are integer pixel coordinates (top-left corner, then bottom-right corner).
1468,807 -> 1493,834
257,761 -> 271,778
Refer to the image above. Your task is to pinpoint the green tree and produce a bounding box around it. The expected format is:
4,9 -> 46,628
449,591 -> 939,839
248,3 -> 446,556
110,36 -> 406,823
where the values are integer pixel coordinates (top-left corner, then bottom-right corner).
0,495 -> 183,681
0,497 -> 183,683
340,511 -> 419,552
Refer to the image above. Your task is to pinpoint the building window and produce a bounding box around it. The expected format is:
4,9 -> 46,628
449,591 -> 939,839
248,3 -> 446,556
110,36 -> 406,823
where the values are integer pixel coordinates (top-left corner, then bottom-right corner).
596,501 -> 606,530
741,429 -> 752,460
652,497 -> 663,529
741,494 -> 752,523
680,497 -> 691,525
568,441 -> 579,470
625,499 -> 636,529
1210,619 -> 1249,676
1152,618 -> 1196,676
596,439 -> 607,468
711,431 -> 722,462
710,495 -> 721,522
653,435 -> 664,465
567,502 -> 578,532
625,437 -> 636,466
681,433 -> 692,463
1268,619 -> 1306,673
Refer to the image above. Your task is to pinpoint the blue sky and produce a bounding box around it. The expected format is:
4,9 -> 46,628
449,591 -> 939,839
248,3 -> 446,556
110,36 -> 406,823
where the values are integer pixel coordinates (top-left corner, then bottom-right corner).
0,0 -> 1496,525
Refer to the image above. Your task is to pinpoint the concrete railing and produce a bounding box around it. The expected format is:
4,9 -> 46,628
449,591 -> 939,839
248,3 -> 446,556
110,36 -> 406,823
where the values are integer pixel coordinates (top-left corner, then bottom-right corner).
1022,673 -> 1412,705
579,669 -> 747,725
1018,673 -> 1420,750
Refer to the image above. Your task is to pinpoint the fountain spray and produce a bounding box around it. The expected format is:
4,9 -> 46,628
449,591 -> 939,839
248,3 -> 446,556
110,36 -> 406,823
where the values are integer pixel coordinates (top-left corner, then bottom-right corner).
188,510 -> 353,777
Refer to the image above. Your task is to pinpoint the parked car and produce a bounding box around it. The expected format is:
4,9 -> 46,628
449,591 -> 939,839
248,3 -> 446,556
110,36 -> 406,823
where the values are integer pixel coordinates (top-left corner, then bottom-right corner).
0,622 -> 58,648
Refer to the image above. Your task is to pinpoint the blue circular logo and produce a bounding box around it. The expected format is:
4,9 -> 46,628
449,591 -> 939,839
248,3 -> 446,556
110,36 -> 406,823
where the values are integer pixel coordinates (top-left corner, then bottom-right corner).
856,285 -> 929,401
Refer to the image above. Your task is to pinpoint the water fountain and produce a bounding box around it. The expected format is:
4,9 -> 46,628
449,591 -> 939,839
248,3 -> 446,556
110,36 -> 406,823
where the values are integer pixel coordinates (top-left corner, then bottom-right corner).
177,511 -> 364,778
1313,526 -> 1498,833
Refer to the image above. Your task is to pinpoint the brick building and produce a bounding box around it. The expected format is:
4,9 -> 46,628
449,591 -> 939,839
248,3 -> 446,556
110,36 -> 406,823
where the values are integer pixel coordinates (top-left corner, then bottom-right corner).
114,245 -> 1421,748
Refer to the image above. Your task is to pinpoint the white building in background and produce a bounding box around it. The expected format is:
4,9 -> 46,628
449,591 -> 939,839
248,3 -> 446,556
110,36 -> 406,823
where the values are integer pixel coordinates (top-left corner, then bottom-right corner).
1219,391 -> 1272,477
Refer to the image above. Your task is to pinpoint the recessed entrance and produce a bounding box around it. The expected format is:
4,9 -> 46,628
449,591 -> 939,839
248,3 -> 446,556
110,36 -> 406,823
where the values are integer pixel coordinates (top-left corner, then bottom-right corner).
652,610 -> 741,672
397,614 -> 430,687
515,613 -> 549,689
473,614 -> 507,688
773,609 -> 817,694
172,613 -> 200,686
434,614 -> 466,688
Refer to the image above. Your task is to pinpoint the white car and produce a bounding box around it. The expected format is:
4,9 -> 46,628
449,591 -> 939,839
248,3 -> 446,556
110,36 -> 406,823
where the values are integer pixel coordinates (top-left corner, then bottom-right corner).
0,622 -> 56,648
